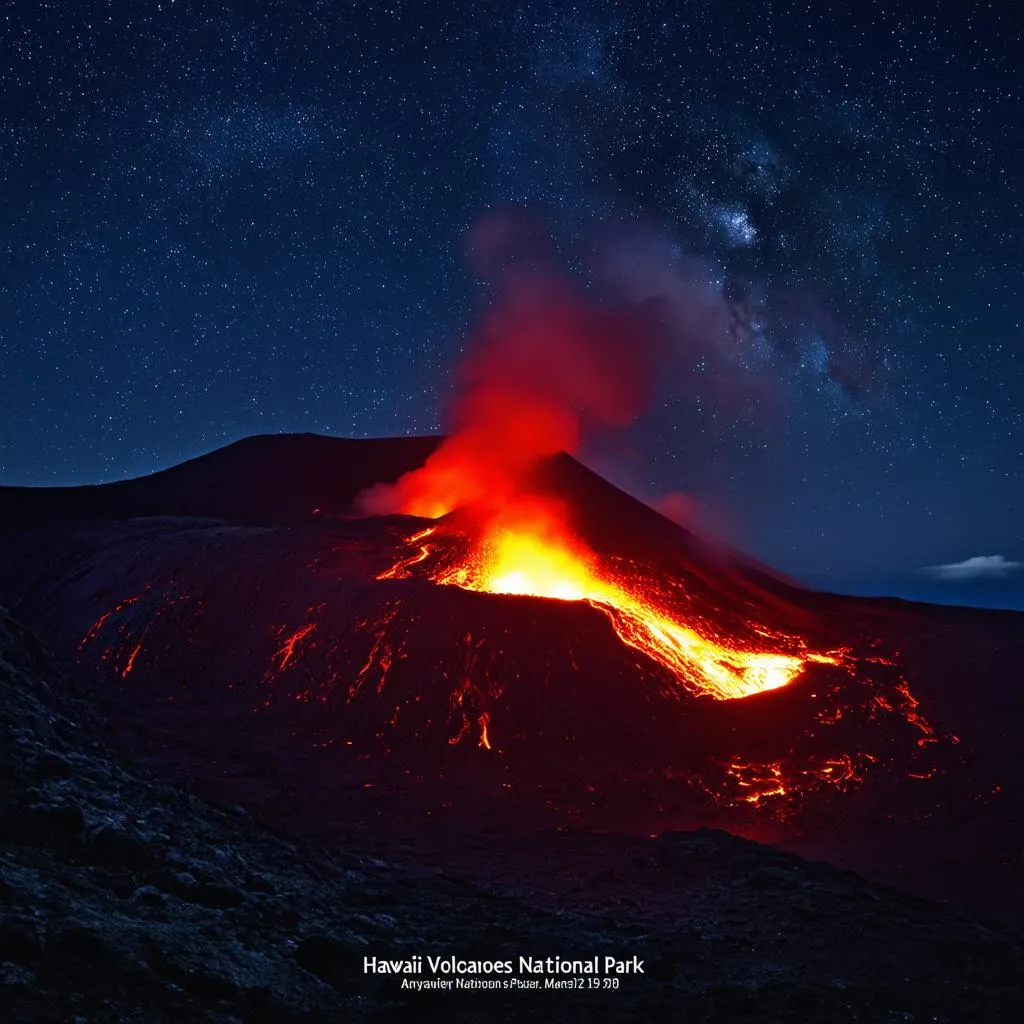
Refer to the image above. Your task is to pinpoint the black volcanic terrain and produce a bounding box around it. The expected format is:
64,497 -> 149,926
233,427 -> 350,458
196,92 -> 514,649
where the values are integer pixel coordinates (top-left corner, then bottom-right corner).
1,433 -> 1023,1021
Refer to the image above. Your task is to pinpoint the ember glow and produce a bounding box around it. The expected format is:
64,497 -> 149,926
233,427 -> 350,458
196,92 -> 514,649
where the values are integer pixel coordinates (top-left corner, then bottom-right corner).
726,760 -> 789,804
273,623 -> 317,670
382,496 -> 840,701
121,639 -> 144,679
716,751 -> 877,807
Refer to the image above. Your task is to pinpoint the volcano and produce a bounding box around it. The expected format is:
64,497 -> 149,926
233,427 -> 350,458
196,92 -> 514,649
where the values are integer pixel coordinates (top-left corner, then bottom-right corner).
0,433 -> 1021,930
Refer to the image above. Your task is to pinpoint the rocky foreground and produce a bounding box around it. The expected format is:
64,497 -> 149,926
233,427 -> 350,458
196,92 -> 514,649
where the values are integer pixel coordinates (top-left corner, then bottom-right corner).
1,608 -> 1021,1023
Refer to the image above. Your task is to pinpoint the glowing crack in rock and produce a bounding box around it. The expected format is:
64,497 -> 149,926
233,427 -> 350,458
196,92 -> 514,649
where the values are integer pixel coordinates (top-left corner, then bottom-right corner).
79,594 -> 143,649
376,527 -> 437,580
726,760 -> 788,804
79,591 -> 200,681
122,640 -> 144,679
719,752 -> 879,808
273,623 -> 317,671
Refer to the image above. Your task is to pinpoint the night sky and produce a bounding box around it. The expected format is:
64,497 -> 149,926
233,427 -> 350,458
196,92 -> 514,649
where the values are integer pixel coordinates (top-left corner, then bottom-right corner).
2,1 -> 1021,608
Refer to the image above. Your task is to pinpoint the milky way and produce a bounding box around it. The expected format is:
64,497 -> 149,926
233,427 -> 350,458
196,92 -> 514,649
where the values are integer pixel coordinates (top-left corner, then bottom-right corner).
1,0 -> 1020,607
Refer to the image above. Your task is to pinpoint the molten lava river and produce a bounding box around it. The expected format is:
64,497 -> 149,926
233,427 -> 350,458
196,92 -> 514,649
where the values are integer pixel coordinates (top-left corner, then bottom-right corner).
379,495 -> 842,702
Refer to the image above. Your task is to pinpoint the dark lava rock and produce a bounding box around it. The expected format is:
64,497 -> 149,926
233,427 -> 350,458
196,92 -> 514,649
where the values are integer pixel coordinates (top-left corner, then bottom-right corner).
30,752 -> 71,780
189,880 -> 245,909
0,918 -> 43,962
86,824 -> 152,868
55,923 -> 107,961
131,885 -> 165,907
176,966 -> 239,1001
295,932 -> 366,987
0,801 -> 84,844
0,608 -> 1023,1023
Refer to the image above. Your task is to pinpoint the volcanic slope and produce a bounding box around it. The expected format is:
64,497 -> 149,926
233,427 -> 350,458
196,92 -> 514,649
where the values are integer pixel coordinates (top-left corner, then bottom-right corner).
0,433 -> 1021,928
0,433 -> 440,526
3,608 -> 1022,1023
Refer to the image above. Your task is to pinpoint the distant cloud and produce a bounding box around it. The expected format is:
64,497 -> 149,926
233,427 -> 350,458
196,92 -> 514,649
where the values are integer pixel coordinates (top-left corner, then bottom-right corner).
924,555 -> 1023,582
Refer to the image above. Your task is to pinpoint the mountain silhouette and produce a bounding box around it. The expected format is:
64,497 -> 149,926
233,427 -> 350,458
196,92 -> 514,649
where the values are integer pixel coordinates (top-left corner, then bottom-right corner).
0,433 -> 1021,927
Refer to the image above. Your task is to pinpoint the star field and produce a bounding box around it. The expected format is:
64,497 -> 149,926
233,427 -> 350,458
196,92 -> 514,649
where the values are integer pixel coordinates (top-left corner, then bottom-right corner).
1,0 -> 1021,607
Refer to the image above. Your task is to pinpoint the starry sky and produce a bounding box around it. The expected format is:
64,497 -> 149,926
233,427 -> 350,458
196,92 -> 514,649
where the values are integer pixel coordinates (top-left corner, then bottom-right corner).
2,0 -> 1021,608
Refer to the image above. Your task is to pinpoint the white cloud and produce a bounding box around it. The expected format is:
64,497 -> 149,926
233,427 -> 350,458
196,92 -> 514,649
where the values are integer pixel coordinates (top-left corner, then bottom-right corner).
923,555 -> 1023,582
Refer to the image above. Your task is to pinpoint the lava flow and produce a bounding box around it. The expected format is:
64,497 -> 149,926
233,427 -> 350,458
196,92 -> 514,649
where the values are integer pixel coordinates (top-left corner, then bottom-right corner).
380,495 -> 840,701
361,251 -> 836,699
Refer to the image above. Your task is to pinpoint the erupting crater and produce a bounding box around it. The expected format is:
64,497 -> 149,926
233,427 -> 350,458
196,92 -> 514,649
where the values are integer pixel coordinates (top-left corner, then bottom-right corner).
378,494 -> 843,701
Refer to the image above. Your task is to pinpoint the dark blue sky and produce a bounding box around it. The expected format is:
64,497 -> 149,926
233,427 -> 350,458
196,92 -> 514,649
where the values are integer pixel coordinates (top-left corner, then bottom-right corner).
2,0 -> 1021,608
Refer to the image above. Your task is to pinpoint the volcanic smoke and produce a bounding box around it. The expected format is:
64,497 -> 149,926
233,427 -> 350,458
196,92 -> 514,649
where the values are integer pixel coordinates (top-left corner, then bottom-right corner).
358,210 -> 845,702
358,281 -> 659,519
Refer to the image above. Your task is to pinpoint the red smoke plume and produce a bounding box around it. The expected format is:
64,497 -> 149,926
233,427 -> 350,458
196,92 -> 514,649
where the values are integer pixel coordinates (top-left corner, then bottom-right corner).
358,210 -> 662,519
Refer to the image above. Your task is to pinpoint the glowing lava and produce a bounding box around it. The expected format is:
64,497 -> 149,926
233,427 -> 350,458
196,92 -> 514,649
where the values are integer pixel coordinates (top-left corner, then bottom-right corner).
376,527 -> 438,579
273,623 -> 317,670
384,496 -> 839,701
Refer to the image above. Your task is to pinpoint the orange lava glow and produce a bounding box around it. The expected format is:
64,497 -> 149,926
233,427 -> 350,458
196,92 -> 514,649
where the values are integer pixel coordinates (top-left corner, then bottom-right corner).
273,623 -> 317,670
376,527 -> 437,580
720,751 -> 877,807
79,594 -> 142,649
390,496 -> 840,701
121,640 -> 144,679
726,760 -> 788,803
